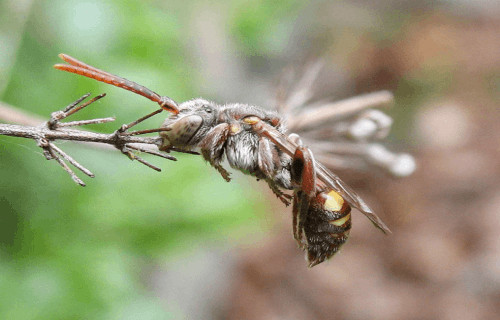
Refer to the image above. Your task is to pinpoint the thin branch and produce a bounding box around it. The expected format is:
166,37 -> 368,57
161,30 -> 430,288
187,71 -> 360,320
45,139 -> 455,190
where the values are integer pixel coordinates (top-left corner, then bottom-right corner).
125,127 -> 171,136
48,93 -> 107,128
287,91 -> 394,131
65,93 -> 106,117
56,117 -> 116,127
49,142 -> 95,178
166,147 -> 200,155
51,151 -> 87,186
0,94 -> 182,186
63,93 -> 91,112
39,139 -> 86,186
120,108 -> 163,132
126,144 -> 177,161
0,123 -> 160,145
122,148 -> 162,172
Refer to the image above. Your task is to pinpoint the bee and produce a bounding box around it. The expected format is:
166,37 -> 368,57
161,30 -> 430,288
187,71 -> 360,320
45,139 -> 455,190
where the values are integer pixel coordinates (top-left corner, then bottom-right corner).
55,54 -> 391,267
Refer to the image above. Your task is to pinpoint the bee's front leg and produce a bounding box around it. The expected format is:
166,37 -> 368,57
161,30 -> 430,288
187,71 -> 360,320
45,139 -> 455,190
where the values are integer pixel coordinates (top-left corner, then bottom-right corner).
198,123 -> 231,182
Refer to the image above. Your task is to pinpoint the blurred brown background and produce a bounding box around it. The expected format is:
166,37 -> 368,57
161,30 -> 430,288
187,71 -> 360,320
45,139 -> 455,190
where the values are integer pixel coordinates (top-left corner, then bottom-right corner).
220,2 -> 500,320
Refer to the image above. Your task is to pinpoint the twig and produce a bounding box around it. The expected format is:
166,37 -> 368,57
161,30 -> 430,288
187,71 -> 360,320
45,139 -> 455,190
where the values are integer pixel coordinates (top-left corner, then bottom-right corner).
0,93 -> 182,186
133,155 -> 162,171
119,108 -> 163,132
165,147 -> 200,155
63,93 -> 91,112
49,142 -> 95,178
48,93 -> 107,128
125,127 -> 171,136
126,144 -> 177,161
38,138 -> 86,186
287,91 -> 394,131
56,117 -> 116,127
0,123 -> 160,144
121,147 -> 162,172
65,93 -> 106,116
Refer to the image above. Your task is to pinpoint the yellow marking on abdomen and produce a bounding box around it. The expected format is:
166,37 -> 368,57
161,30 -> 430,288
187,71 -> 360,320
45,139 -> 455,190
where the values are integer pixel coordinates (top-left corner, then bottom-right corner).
330,213 -> 351,226
324,190 -> 344,212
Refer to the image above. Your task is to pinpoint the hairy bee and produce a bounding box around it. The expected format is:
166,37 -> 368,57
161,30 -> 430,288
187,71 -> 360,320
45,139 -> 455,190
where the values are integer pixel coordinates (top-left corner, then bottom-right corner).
55,54 -> 394,267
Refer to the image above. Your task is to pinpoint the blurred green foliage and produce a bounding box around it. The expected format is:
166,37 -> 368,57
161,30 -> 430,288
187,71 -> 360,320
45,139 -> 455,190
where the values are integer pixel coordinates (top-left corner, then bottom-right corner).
230,0 -> 302,55
0,0 -> 295,318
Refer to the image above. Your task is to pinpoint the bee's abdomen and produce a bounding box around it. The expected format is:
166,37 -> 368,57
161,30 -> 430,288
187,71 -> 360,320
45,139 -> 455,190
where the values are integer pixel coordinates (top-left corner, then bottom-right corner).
304,190 -> 352,267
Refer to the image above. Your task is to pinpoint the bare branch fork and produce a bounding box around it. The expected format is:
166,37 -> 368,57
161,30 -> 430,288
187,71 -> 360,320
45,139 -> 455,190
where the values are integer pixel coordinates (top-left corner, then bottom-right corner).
0,93 -> 188,186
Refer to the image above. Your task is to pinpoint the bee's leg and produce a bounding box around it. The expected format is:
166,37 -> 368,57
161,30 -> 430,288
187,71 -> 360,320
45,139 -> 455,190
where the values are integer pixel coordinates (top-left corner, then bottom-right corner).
291,146 -> 317,247
256,137 -> 292,206
257,137 -> 275,178
292,190 -> 304,247
288,132 -> 308,235
199,123 -> 231,182
265,179 -> 293,206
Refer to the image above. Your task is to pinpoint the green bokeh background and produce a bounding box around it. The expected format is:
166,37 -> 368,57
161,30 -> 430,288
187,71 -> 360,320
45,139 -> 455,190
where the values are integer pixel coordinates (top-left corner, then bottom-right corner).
0,0 -> 298,318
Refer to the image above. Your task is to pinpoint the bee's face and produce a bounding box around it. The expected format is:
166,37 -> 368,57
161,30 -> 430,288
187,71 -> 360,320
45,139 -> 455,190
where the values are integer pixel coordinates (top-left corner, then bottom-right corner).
160,99 -> 219,149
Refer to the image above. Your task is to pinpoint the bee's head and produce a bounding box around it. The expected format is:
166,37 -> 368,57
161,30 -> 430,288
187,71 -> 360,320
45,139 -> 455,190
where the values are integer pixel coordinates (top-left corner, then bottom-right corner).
159,98 -> 219,150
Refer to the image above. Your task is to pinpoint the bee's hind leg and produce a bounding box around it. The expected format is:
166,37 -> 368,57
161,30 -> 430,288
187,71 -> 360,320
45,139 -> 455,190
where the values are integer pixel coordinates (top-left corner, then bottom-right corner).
290,146 -> 317,248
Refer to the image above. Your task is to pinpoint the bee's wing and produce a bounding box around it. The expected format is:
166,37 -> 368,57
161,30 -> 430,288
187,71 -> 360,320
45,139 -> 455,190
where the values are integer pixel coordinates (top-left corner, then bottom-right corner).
270,61 -> 401,234
251,120 -> 391,234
